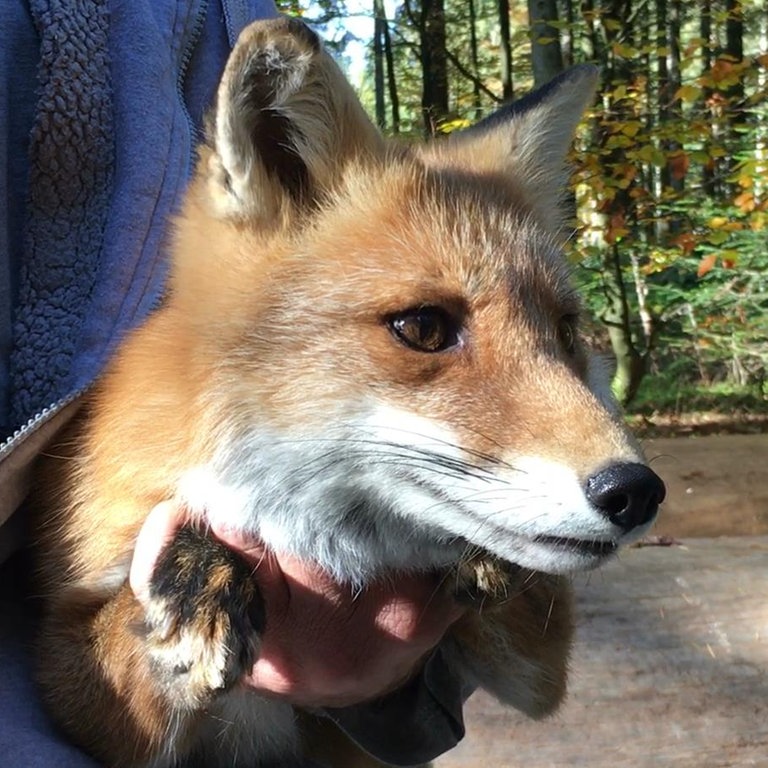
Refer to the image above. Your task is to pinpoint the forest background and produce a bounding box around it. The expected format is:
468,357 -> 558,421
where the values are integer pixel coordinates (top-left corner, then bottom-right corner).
281,0 -> 768,430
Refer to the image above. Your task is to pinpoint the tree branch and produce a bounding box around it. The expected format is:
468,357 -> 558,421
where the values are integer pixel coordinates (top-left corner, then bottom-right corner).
445,49 -> 502,104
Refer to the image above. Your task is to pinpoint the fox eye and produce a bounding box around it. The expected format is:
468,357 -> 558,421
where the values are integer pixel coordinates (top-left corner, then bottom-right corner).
557,315 -> 578,354
387,307 -> 461,353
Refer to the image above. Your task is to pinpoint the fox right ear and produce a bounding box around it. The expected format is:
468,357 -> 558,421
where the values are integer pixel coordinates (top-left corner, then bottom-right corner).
206,17 -> 384,222
430,65 -> 599,235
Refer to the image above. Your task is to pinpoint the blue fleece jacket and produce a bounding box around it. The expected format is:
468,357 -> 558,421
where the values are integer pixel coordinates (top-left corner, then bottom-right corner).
0,2 -> 466,766
4,0 -> 279,433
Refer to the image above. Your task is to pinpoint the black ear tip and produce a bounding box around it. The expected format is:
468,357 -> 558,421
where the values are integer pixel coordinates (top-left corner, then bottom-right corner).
521,64 -> 600,107
561,63 -> 600,79
463,64 -> 600,136
277,16 -> 321,52
558,63 -> 601,88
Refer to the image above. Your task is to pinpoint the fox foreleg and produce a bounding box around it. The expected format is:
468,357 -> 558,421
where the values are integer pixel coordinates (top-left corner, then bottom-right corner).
38,526 -> 265,767
142,525 -> 264,708
447,564 -> 573,719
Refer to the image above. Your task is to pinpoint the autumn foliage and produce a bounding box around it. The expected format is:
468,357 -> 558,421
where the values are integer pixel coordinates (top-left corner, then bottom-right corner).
291,0 -> 768,411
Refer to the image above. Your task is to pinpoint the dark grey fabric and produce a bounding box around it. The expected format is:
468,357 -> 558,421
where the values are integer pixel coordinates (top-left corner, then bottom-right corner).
0,554 -> 101,767
323,646 -> 467,766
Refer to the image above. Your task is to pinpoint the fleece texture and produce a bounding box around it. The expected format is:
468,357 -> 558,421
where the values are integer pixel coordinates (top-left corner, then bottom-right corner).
7,0 -> 277,430
9,0 -> 114,427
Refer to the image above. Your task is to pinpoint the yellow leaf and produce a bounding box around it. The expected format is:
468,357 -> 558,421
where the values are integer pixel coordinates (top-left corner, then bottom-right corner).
643,248 -> 676,274
611,42 -> 636,59
651,148 -> 667,167
621,121 -> 642,137
704,58 -> 742,88
439,118 -> 471,134
684,39 -> 706,57
675,84 -> 702,102
611,84 -> 628,101
604,135 -> 633,149
634,144 -> 657,164
733,191 -> 755,213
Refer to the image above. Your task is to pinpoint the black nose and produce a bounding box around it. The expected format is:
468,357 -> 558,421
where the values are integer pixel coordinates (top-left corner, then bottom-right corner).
585,462 -> 665,532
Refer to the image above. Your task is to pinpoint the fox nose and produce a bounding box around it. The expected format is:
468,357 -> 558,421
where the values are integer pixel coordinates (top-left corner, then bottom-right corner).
585,462 -> 666,532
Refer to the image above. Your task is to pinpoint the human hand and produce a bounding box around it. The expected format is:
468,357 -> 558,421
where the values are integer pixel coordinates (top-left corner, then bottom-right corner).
130,501 -> 465,708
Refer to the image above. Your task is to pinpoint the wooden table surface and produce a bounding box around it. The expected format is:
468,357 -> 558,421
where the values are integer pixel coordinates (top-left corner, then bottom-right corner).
438,536 -> 768,768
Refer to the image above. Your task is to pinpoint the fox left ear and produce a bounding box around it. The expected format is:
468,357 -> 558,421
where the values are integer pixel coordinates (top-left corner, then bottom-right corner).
434,65 -> 599,232
206,17 -> 384,223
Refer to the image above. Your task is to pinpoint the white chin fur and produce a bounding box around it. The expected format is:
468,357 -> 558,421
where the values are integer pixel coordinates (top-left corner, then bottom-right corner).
175,403 -> 644,582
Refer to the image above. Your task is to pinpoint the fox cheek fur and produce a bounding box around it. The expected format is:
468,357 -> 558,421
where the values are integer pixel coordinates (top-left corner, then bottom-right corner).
32,16 -> 664,768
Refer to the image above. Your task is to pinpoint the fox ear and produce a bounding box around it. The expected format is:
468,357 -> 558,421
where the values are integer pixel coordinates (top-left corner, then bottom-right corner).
206,17 -> 384,222
437,65 -> 599,231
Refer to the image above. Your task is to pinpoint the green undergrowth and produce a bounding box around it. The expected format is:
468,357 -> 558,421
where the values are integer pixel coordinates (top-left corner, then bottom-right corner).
626,376 -> 768,417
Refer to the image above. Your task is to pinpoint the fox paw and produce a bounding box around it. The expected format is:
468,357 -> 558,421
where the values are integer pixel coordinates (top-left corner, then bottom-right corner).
453,554 -> 528,609
143,526 -> 263,705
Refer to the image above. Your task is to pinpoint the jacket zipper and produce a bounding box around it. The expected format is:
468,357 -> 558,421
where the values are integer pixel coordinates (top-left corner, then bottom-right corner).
0,387 -> 87,460
177,0 -> 209,150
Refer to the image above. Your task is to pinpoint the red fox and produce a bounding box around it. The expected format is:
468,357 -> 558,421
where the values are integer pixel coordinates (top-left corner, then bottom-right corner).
33,16 -> 664,768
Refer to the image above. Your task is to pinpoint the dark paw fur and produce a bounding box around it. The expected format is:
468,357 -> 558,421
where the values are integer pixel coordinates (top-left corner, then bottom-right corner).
143,526 -> 264,702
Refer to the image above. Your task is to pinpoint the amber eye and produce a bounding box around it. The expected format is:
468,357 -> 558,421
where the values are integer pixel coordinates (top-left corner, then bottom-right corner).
387,307 -> 461,353
557,315 -> 578,354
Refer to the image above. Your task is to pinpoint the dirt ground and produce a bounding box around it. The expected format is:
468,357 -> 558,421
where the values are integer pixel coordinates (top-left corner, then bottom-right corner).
640,432 -> 768,538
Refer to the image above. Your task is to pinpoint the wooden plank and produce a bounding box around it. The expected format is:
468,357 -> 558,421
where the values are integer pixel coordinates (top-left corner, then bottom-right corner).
439,537 -> 768,768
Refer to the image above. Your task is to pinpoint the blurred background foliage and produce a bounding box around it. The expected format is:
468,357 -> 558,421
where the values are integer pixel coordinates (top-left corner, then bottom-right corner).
281,0 -> 768,419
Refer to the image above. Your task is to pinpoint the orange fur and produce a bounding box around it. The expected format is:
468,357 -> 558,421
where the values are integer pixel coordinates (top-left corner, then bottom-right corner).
32,16 -> 661,768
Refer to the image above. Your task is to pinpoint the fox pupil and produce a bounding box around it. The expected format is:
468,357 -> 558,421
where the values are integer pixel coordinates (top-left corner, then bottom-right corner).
557,316 -> 578,354
388,307 -> 458,353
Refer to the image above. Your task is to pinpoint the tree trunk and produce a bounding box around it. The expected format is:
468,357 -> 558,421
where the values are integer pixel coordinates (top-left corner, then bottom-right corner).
562,0 -> 575,67
594,0 -> 649,404
420,0 -> 450,134
639,0 -> 654,246
380,0 -> 400,133
726,0 -> 744,98
468,0 -> 482,118
700,0 -> 717,196
580,0 -> 600,61
657,0 -> 684,238
603,245 -> 646,405
498,0 -> 513,100
725,0 -> 745,193
528,0 -> 564,86
373,0 -> 386,130
755,0 -> 768,202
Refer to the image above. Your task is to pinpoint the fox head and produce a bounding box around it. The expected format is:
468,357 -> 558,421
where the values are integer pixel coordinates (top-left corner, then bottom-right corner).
168,17 -> 664,584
